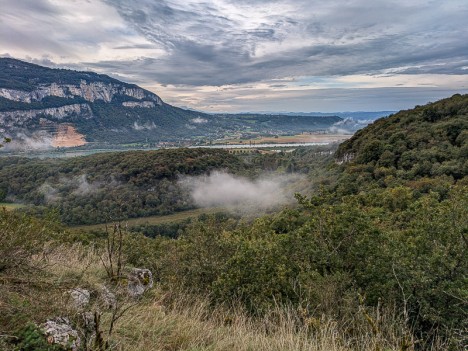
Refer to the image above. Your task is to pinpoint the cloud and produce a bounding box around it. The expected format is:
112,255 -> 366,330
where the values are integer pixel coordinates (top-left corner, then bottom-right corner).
93,0 -> 468,87
179,171 -> 303,212
2,131 -> 54,151
72,174 -> 101,196
39,183 -> 60,203
191,117 -> 208,124
328,118 -> 374,134
133,121 -> 157,130
38,174 -> 120,204
0,0 -> 163,64
147,84 -> 468,113
1,0 -> 468,111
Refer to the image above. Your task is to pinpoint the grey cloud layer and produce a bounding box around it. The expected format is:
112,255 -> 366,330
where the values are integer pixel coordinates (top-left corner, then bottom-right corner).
1,0 -> 467,111
99,0 -> 468,86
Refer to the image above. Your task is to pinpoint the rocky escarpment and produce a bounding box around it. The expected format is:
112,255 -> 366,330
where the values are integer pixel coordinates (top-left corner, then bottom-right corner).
0,58 -> 216,148
0,103 -> 93,128
335,152 -> 355,164
0,58 -> 347,148
0,81 -> 162,106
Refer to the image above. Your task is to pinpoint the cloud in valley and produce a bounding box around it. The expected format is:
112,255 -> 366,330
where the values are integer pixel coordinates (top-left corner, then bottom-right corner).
2,131 -> 54,151
38,174 -> 119,204
133,121 -> 157,131
191,117 -> 208,124
180,171 -> 303,211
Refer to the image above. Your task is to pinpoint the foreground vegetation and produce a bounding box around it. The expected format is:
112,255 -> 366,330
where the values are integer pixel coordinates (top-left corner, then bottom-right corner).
0,206 -> 462,350
1,94 -> 467,350
0,212 -> 429,350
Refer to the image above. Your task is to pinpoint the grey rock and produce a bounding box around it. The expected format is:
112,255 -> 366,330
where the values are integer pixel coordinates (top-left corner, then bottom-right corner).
122,101 -> 155,108
42,317 -> 81,351
100,285 -> 117,310
0,81 -> 162,105
81,311 -> 96,333
127,268 -> 153,297
68,288 -> 90,310
0,103 -> 93,128
335,152 -> 355,164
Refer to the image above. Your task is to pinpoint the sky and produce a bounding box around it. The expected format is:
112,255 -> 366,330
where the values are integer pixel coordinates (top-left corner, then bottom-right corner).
1,0 -> 468,112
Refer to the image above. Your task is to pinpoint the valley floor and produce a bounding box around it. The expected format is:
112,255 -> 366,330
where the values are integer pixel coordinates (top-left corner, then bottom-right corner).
70,207 -> 220,232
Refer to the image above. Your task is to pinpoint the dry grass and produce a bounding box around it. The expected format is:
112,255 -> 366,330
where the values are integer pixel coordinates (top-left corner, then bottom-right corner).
39,243 -> 107,285
2,244 -> 451,351
113,293 -> 427,351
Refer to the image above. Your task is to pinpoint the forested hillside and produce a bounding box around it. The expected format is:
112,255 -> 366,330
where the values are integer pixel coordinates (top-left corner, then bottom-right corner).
335,93 -> 467,195
0,149 -> 248,224
133,95 -> 466,347
0,95 -> 466,350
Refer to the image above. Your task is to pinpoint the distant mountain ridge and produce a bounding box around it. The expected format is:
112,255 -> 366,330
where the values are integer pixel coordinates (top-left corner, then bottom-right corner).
0,58 -> 342,149
243,111 -> 396,119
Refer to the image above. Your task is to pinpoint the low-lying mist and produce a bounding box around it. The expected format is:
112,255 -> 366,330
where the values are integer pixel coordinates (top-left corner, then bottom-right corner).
39,174 -> 119,203
2,132 -> 53,151
179,171 -> 304,213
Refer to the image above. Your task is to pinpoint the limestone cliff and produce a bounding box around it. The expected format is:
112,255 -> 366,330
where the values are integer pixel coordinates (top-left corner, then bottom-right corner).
0,104 -> 93,128
0,81 -> 162,106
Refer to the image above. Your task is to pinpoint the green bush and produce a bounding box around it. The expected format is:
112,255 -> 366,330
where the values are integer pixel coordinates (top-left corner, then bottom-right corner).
15,323 -> 65,351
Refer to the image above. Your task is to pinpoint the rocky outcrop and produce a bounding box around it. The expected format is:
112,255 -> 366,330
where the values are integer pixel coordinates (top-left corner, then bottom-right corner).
335,152 -> 355,164
42,317 -> 81,351
0,103 -> 93,127
100,285 -> 117,309
0,81 -> 162,105
122,101 -> 155,108
127,268 -> 153,297
69,288 -> 91,310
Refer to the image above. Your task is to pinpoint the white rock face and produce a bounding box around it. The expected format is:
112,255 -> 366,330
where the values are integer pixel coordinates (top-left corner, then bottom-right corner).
335,152 -> 355,164
0,104 -> 93,127
122,101 -> 155,108
0,88 -> 34,102
42,318 -> 81,351
0,80 -> 162,105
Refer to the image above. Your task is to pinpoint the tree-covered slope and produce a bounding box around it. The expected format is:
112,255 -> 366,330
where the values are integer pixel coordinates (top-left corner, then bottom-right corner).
0,57 -> 129,91
334,94 -> 468,194
142,95 -> 467,345
1,95 -> 466,349
0,148 -> 248,224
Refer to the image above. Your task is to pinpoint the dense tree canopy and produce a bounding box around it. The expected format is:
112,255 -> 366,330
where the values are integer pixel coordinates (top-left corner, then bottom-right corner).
335,94 -> 468,196
0,149 -> 248,224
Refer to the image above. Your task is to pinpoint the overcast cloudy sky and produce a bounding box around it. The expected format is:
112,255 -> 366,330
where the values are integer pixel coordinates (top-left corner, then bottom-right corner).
1,0 -> 467,112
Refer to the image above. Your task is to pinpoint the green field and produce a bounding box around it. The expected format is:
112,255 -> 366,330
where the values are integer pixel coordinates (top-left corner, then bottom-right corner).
70,207 -> 221,232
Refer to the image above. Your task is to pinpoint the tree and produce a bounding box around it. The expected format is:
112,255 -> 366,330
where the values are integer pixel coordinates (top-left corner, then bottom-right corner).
0,136 -> 11,148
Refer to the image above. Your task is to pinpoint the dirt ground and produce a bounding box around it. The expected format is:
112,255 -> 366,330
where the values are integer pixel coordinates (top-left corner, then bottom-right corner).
52,124 -> 87,147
